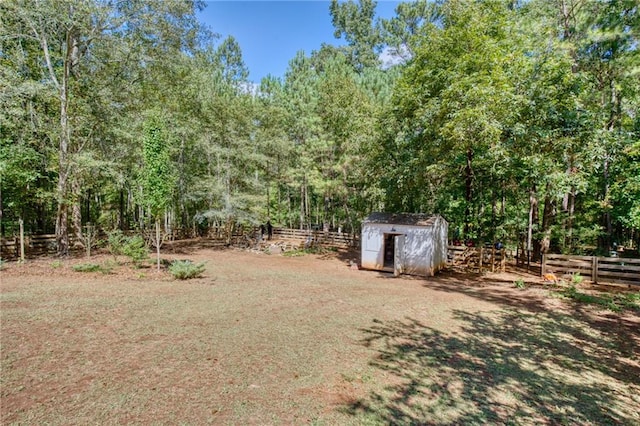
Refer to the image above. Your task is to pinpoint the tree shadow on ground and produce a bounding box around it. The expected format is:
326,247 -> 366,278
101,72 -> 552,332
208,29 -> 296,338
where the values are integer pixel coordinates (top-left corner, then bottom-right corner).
343,308 -> 640,425
423,273 -> 640,358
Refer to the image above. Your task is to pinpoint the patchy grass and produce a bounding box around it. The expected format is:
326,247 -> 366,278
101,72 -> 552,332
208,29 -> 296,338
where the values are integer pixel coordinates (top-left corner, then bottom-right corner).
559,285 -> 640,313
345,310 -> 640,425
72,262 -> 114,274
1,250 -> 639,425
282,246 -> 337,257
513,278 -> 526,289
72,262 -> 103,273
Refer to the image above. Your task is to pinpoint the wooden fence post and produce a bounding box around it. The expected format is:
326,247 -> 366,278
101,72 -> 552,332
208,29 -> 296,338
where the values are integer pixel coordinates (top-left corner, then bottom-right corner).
19,219 -> 25,262
592,256 -> 598,284
491,247 -> 495,273
541,253 -> 546,276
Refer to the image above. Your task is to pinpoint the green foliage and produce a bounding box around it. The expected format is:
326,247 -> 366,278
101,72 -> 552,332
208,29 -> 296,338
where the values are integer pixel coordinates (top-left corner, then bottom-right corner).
107,231 -> 126,260
72,262 -> 113,274
142,115 -> 174,217
73,263 -> 102,273
282,246 -> 337,257
514,279 -> 526,289
1,0 -> 639,256
121,236 -> 149,267
329,0 -> 383,70
571,273 -> 584,285
50,260 -> 63,269
561,285 -> 640,312
618,292 -> 640,311
107,231 -> 148,266
169,260 -> 206,280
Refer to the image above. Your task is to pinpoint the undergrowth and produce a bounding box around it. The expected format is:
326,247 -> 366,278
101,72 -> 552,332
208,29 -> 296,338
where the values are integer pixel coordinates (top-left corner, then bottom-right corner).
514,278 -> 526,289
561,284 -> 640,312
73,263 -> 102,273
169,260 -> 205,280
107,231 -> 149,266
73,262 -> 113,274
282,246 -> 336,257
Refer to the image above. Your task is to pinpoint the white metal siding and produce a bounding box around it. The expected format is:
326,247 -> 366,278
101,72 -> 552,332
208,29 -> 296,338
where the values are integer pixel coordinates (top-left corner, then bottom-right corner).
360,215 -> 448,277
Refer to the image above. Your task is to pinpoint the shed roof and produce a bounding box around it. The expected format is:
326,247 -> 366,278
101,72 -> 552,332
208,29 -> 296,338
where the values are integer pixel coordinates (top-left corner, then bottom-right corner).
363,213 -> 441,227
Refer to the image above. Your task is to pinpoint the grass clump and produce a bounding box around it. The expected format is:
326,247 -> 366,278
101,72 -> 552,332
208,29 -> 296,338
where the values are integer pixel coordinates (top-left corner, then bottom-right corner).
51,260 -> 63,269
73,263 -> 102,273
571,273 -> 584,285
72,262 -> 114,274
169,260 -> 205,280
282,246 -> 334,257
514,278 -> 526,289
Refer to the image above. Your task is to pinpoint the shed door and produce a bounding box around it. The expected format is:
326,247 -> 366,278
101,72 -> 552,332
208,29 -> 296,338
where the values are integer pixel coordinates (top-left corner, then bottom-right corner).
394,234 -> 405,276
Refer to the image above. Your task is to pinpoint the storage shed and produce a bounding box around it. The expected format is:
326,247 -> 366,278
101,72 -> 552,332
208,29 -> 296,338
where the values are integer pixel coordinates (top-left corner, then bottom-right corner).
361,213 -> 448,276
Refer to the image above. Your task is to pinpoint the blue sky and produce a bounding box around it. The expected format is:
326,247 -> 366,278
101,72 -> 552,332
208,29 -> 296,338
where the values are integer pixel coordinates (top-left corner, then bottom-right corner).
198,1 -> 401,82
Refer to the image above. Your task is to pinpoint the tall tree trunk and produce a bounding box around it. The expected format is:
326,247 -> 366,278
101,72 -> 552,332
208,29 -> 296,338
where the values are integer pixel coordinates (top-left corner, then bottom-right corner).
527,184 -> 538,256
491,187 -> 497,243
603,154 -> 612,250
601,80 -> 620,251
541,186 -> 555,255
71,180 -> 83,249
266,179 -> 270,220
55,27 -> 80,255
155,219 -> 161,272
464,148 -> 473,237
299,182 -> 305,230
119,189 -> 125,230
561,158 -> 576,252
0,183 -> 3,237
55,34 -> 73,255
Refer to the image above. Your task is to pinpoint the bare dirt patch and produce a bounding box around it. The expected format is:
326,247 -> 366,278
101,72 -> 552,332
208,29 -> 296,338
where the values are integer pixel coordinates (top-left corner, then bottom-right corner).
1,248 -> 639,425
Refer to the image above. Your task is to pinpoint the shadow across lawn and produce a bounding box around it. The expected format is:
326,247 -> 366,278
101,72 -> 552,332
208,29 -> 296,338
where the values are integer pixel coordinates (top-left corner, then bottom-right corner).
422,273 -> 640,360
343,309 -> 640,425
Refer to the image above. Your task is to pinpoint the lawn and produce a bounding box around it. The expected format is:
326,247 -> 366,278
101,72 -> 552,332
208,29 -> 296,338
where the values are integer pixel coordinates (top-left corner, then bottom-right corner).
1,248 -> 639,425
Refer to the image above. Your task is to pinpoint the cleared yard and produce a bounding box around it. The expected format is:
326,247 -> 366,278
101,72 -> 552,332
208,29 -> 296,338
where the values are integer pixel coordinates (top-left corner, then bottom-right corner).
1,248 -> 639,425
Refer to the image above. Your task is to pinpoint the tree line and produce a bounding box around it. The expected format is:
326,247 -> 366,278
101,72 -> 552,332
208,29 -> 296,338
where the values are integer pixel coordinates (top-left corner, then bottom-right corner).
1,0 -> 638,258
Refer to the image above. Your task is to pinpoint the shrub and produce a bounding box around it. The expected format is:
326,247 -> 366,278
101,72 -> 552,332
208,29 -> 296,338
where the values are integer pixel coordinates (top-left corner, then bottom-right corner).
107,230 -> 127,260
107,231 -> 148,266
73,263 -> 102,273
571,273 -> 584,285
169,260 -> 205,280
121,235 -> 148,266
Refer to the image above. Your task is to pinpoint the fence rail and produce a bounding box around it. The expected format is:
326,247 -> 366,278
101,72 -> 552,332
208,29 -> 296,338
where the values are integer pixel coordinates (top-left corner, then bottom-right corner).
2,234 -> 64,258
447,245 -> 506,272
542,254 -> 640,286
272,228 -> 358,248
0,227 -> 360,259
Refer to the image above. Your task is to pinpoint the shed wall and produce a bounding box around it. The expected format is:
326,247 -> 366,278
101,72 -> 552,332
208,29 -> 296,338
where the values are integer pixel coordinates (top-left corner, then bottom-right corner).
431,216 -> 448,273
361,223 -> 435,276
360,216 -> 448,277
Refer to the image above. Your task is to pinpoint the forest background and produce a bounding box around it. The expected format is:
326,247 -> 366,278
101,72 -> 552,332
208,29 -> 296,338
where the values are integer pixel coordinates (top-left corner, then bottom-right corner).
1,0 -> 638,258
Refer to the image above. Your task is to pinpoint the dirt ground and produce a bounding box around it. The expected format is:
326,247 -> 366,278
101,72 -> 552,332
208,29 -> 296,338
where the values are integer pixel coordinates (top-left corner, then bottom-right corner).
1,245 -> 639,425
